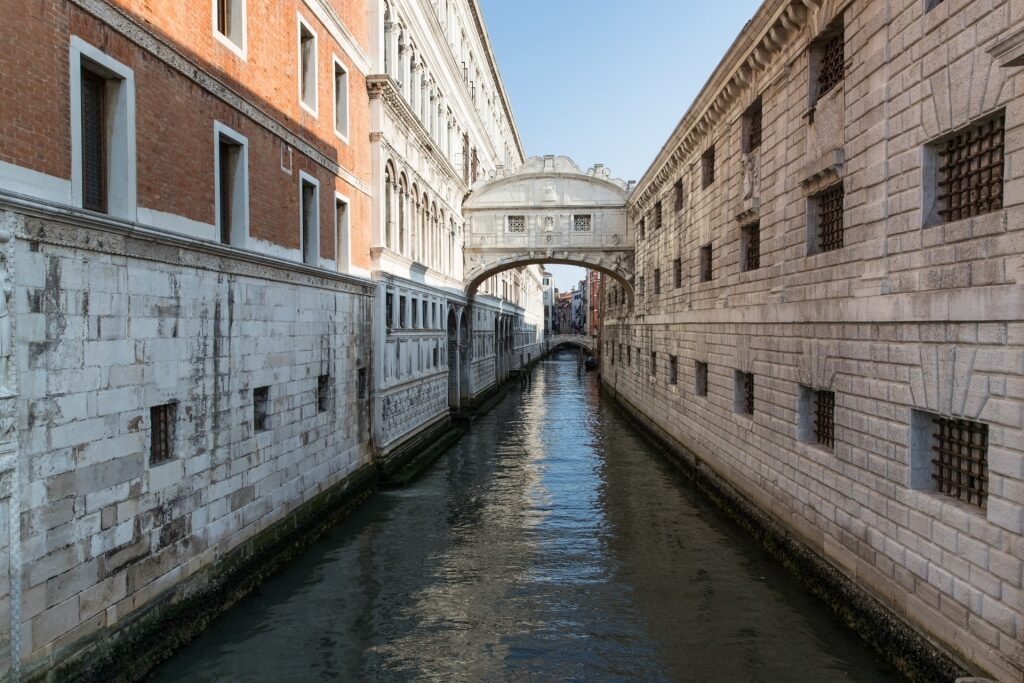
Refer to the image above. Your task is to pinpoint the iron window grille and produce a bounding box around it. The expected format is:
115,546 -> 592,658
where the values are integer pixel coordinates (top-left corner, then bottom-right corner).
813,390 -> 835,448
738,371 -> 754,414
815,184 -> 844,253
574,215 -> 592,232
699,244 -> 713,282
936,113 -> 1004,223
695,362 -> 708,396
746,99 -> 763,152
317,374 -> 330,413
81,68 -> 107,213
254,386 -> 270,432
673,258 -> 682,288
674,179 -> 684,211
702,146 -> 716,188
654,202 -> 663,231
742,222 -> 761,271
931,417 -> 988,508
816,21 -> 844,98
149,403 -> 176,465
507,215 -> 526,233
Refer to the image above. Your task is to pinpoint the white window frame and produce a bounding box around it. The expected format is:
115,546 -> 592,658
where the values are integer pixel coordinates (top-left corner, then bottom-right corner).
334,190 -> 351,273
212,0 -> 247,60
299,171 -> 321,266
332,55 -> 350,142
297,13 -> 319,117
70,36 -> 137,221
213,121 -> 249,247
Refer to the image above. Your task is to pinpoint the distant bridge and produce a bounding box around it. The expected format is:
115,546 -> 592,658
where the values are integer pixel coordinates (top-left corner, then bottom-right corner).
548,334 -> 596,355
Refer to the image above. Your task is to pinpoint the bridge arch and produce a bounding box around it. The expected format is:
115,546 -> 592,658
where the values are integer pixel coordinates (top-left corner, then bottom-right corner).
462,155 -> 635,297
548,334 -> 596,355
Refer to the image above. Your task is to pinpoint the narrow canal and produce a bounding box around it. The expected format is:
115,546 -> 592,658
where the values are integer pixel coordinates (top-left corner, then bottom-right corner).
151,351 -> 901,682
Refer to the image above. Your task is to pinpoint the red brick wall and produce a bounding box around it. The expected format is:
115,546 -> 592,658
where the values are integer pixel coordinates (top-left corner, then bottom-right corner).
0,0 -> 372,271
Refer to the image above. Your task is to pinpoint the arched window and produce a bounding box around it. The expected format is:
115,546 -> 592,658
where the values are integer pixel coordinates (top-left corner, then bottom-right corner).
384,163 -> 394,249
398,173 -> 408,255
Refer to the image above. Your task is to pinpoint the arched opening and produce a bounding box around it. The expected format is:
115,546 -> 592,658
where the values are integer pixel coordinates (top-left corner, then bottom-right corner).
465,257 -> 633,304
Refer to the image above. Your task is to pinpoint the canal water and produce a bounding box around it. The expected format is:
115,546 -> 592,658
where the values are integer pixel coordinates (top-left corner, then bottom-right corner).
151,351 -> 901,682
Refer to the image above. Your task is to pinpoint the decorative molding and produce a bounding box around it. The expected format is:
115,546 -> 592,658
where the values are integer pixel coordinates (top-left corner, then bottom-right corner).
801,148 -> 845,190
989,25 -> 1024,67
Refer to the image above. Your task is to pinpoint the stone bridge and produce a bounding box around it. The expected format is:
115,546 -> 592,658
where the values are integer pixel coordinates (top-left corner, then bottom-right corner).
462,156 -> 635,296
548,334 -> 596,355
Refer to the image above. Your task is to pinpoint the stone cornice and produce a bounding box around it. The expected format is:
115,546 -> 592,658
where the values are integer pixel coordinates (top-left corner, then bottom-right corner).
369,74 -> 468,205
71,0 -> 373,197
631,0 -> 831,208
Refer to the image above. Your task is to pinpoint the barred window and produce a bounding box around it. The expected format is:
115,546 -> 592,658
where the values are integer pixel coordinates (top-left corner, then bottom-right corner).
673,258 -> 682,288
699,244 -> 713,282
929,416 -> 988,508
653,268 -> 661,295
745,98 -> 763,153
814,17 -> 844,99
735,370 -> 754,415
149,403 -> 176,465
650,351 -> 657,377
742,221 -> 760,272
669,355 -> 678,385
934,113 -> 1004,223
702,146 -> 716,188
674,179 -> 684,211
812,184 -> 844,253
574,214 -> 592,232
695,361 -> 708,397
813,390 -> 835,448
253,386 -> 270,432
654,201 -> 663,231
507,215 -> 526,233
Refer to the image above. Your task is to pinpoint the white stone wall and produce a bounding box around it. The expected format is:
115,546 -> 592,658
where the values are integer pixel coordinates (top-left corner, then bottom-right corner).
5,208 -> 374,673
606,0 -> 1024,679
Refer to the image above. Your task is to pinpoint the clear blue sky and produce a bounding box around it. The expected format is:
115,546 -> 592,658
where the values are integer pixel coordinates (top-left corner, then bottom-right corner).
479,0 -> 761,291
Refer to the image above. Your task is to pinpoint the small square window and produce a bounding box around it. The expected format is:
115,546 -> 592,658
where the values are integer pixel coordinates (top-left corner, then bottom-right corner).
254,386 -> 270,432
317,374 -> 331,412
669,355 -> 678,385
702,146 -> 716,188
149,403 -> 177,465
507,215 -> 526,232
699,244 -> 713,282
735,371 -> 754,415
573,215 -> 592,232
741,221 -> 761,272
925,112 -> 1004,225
911,411 -> 988,508
695,361 -> 708,397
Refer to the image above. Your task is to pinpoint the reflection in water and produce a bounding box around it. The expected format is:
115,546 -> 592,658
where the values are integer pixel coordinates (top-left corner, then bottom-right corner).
151,351 -> 900,682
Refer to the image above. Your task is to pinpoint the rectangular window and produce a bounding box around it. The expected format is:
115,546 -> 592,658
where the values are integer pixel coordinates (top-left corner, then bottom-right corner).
654,202 -> 663,231
810,184 -> 844,254
653,269 -> 661,295
214,0 -> 246,55
928,112 -> 1004,225
80,68 -> 106,213
300,174 -> 320,265
399,295 -> 407,328
741,221 -> 761,271
812,15 -> 844,104
702,146 -> 715,188
149,403 -> 176,465
745,98 -> 763,153
911,411 -> 988,508
650,351 -> 657,378
672,258 -> 682,288
627,345 -> 632,366
638,217 -> 645,240
386,293 -> 394,329
333,57 -> 349,138
412,299 -> 419,328
674,178 -> 684,211
357,367 -> 368,399
253,386 -> 270,432
695,361 -> 708,397
298,15 -> 318,114
317,374 -> 330,413
735,371 -> 754,415
433,345 -> 439,368
573,215 -> 592,232
215,123 -> 248,246
335,194 -> 350,272
507,215 -> 526,233
422,300 -> 428,328
699,244 -> 713,282
669,355 -> 678,385
799,386 -> 835,449
638,276 -> 645,297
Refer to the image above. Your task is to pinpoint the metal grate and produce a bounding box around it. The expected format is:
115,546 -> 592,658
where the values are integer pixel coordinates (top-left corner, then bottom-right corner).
574,214 -> 592,232
507,215 -> 526,233
81,68 -> 106,213
937,114 -> 1004,223
931,417 -> 988,508
674,179 -> 684,211
814,390 -> 835,448
702,146 -> 716,187
743,222 -> 760,271
816,184 -> 844,252
817,27 -> 844,98
699,244 -> 712,282
747,100 -> 763,152
150,403 -> 176,465
655,202 -> 663,231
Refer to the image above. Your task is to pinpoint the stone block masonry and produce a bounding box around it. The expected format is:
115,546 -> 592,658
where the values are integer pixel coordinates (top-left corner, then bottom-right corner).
0,205 -> 375,680
606,0 -> 1024,680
